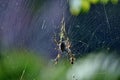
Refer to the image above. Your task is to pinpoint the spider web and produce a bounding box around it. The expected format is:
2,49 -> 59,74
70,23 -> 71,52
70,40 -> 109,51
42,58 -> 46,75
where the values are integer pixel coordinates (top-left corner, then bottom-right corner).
1,0 -> 120,79
0,0 -> 120,59
65,2 -> 120,57
49,1 -> 120,59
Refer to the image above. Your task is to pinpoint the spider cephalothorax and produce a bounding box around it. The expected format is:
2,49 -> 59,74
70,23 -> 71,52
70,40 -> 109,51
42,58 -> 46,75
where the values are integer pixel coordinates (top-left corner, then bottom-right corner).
53,17 -> 75,64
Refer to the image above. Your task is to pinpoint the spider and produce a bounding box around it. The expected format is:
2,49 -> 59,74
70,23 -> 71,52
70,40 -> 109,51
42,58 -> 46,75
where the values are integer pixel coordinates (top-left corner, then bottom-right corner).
53,17 -> 75,64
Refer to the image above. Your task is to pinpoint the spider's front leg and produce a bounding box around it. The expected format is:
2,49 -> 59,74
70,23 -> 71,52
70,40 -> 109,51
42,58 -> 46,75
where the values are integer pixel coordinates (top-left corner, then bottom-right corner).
53,35 -> 59,46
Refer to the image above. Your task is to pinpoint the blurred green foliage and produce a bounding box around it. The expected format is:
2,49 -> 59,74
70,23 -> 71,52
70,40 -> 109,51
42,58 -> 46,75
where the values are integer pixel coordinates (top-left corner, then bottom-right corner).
0,49 -> 44,80
69,0 -> 119,16
0,50 -> 119,80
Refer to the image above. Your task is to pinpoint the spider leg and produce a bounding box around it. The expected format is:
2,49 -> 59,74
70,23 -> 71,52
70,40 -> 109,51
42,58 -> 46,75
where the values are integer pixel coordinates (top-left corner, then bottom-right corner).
69,53 -> 76,64
54,53 -> 61,64
53,35 -> 59,46
67,49 -> 76,64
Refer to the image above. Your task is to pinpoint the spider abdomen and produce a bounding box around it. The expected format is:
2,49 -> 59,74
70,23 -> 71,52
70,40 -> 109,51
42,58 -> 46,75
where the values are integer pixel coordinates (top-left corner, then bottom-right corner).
61,42 -> 66,52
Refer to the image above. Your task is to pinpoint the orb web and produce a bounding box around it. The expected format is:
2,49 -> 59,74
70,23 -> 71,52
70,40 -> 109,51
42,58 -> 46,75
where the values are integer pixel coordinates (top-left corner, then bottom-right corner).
65,3 -> 120,57
1,0 -> 120,60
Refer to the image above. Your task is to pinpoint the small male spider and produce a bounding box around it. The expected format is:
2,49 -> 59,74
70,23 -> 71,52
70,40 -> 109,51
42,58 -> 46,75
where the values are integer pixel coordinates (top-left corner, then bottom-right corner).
53,17 -> 75,64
